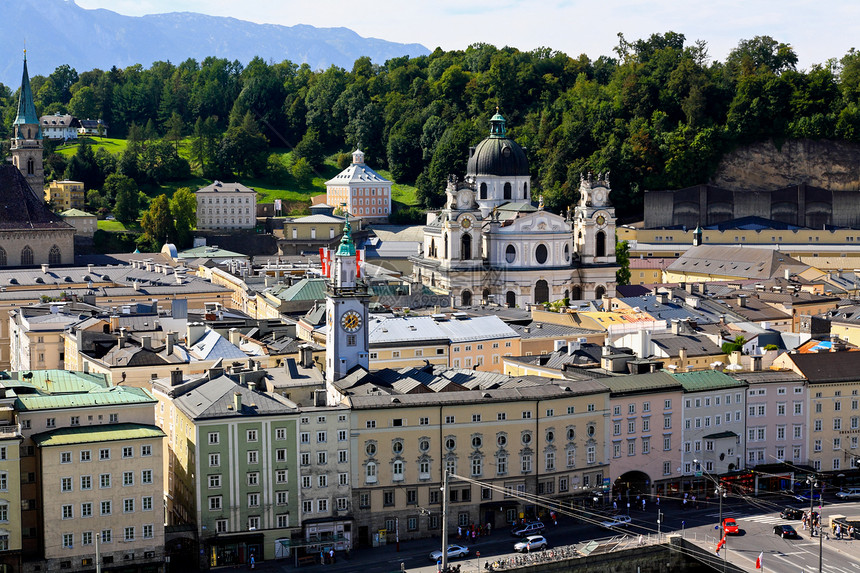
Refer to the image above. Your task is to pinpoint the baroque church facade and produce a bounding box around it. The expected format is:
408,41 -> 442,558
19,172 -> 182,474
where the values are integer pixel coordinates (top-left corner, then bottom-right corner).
411,113 -> 618,307
0,52 -> 74,267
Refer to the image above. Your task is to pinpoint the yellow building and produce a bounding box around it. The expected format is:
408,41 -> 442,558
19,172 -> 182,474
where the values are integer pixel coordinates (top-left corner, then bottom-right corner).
346,380 -> 610,543
45,180 -> 85,210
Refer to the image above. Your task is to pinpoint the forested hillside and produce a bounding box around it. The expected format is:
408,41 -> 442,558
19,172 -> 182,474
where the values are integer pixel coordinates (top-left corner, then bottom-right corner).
3,32 -> 860,222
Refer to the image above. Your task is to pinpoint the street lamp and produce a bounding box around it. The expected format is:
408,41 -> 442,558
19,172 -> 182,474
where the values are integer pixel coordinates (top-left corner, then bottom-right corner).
806,475 -> 823,573
694,459 -> 727,573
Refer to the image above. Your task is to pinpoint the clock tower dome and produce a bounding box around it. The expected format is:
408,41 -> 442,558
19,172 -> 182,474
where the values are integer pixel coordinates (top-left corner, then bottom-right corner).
325,213 -> 370,386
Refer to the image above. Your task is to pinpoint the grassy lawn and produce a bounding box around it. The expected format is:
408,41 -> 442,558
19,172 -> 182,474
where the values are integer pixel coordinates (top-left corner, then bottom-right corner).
97,219 -> 141,232
56,137 -> 129,157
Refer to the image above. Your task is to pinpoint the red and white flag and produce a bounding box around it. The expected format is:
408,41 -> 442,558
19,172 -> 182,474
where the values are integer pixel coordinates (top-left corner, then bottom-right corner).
356,248 -> 365,278
755,551 -> 763,569
319,248 -> 332,278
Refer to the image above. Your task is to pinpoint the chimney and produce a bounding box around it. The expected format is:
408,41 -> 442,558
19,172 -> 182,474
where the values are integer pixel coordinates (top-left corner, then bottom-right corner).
233,392 -> 242,412
671,319 -> 682,335
41,264 -> 49,274
109,315 -> 120,332
602,344 -> 611,357
118,328 -> 127,349
737,295 -> 747,308
679,347 -> 688,369
656,291 -> 669,304
300,345 -> 314,369
785,269 -> 791,280
248,381 -> 256,393
166,332 -> 176,356
208,359 -> 225,380
141,335 -> 152,350
229,328 -> 241,346
170,368 -> 183,386
88,264 -> 94,274
568,339 -> 581,356
186,322 -> 206,346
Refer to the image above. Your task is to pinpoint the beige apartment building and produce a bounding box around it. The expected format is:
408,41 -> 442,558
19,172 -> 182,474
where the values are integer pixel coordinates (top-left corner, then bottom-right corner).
195,181 -> 257,230
347,382 -> 610,544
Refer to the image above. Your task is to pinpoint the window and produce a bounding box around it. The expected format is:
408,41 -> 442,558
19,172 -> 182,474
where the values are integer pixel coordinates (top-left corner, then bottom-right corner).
276,428 -> 287,440
317,431 -> 327,443
248,493 -> 260,507
208,432 -> 220,445
248,450 -> 259,464
301,453 -> 310,465
61,452 -> 72,464
63,533 -> 74,549
143,497 -> 153,511
209,496 -> 222,511
141,445 -> 152,457
123,471 -> 133,486
81,502 -> 92,517
498,412 -> 507,420
61,477 -> 73,492
141,470 -> 153,484
82,531 -> 93,546
124,527 -> 135,542
209,453 -> 220,467
80,450 -> 91,462
419,417 -> 429,425
247,472 -> 259,486
62,504 -> 73,519
100,501 -> 112,516
446,415 -> 455,424
100,474 -> 111,488
521,455 -> 532,473
99,448 -> 110,460
143,524 -> 154,539
124,498 -> 135,513
209,475 -> 221,488
122,446 -> 133,458
247,429 -> 258,442
338,429 -> 347,442
71,416 -> 80,426
366,420 -> 376,429
300,432 -> 310,444
101,530 -> 112,544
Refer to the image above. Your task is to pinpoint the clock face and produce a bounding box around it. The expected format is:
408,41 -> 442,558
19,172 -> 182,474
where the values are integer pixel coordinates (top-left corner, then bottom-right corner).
596,214 -> 606,227
461,217 -> 471,229
341,310 -> 362,333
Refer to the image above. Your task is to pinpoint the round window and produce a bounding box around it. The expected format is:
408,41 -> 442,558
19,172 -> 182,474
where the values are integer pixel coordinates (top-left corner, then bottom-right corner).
535,244 -> 548,264
505,244 -> 516,264
522,432 -> 532,445
393,441 -> 403,454
419,439 -> 430,452
472,436 -> 482,448
587,425 -> 595,437
546,431 -> 554,443
366,443 -> 377,456
446,438 -> 456,450
497,435 -> 507,447
567,428 -> 575,440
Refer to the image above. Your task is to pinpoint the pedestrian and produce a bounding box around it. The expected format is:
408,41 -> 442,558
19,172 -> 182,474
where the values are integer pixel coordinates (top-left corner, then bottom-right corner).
613,501 -> 618,511
472,530 -> 477,543
458,526 -> 462,539
656,495 -> 660,506
320,550 -> 325,565
487,522 -> 492,535
638,534 -> 644,546
642,499 -> 646,511
837,524 -> 842,540
850,525 -> 855,540
249,554 -> 255,570
330,549 -> 335,563
692,495 -> 698,509
526,542 -> 531,553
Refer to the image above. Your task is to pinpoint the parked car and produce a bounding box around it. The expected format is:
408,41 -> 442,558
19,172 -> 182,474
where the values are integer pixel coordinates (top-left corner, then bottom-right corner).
794,490 -> 821,502
429,545 -> 469,561
511,521 -> 545,537
514,535 -> 548,552
836,488 -> 860,500
774,524 -> 799,538
722,518 -> 740,535
780,507 -> 804,520
600,515 -> 632,529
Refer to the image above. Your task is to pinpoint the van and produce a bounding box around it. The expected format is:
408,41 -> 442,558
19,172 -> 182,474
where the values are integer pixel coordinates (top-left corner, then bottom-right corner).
836,488 -> 860,500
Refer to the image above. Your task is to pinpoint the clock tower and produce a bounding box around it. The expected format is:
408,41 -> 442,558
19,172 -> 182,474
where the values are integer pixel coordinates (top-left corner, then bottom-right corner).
325,213 -> 370,385
574,171 -> 617,265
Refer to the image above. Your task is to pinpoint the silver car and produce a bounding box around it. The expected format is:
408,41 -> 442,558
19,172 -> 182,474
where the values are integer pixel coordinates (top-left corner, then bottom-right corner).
514,535 -> 548,552
429,545 -> 469,561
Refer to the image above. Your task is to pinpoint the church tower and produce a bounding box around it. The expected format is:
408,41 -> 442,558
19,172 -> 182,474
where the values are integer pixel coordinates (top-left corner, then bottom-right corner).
574,171 -> 617,265
325,213 -> 370,385
11,51 -> 44,194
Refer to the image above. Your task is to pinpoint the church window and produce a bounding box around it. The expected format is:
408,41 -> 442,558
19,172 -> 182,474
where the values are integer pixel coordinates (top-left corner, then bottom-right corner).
564,244 -> 570,262
49,245 -> 61,265
444,234 -> 449,259
27,157 -> 34,175
461,233 -> 472,260
506,291 -> 517,308
535,280 -> 549,305
0,247 -> 6,266
535,244 -> 548,265
595,286 -> 606,299
523,182 -> 529,200
503,182 -> 512,201
21,246 -> 33,266
571,285 -> 582,300
480,183 -> 487,200
482,289 -> 490,303
505,245 -> 516,264
596,231 -> 606,257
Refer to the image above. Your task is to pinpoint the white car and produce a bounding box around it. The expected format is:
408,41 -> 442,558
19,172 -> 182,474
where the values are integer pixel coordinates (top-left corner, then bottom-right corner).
836,488 -> 860,500
514,535 -> 548,552
600,515 -> 632,529
429,545 -> 469,561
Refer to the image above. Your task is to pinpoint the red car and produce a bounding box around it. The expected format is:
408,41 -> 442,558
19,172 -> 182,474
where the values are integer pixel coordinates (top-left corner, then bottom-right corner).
723,518 -> 740,535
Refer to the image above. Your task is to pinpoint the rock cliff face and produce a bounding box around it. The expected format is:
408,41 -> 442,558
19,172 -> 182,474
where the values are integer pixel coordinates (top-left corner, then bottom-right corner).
712,139 -> 860,192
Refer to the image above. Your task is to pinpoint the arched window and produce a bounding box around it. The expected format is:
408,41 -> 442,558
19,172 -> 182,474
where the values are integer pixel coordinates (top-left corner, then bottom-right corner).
595,285 -> 606,299
571,285 -> 582,300
21,246 -> 33,266
49,245 -> 61,265
27,157 -> 34,175
596,231 -> 606,257
535,280 -> 549,304
523,182 -> 529,200
505,244 -> 516,264
0,247 -> 6,267
482,289 -> 490,303
535,244 -> 548,264
564,244 -> 570,262
480,182 -> 487,200
366,462 -> 377,483
461,233 -> 472,260
443,234 -> 449,259
461,290 -> 473,306
429,238 -> 436,258
506,291 -> 517,308
503,182 -> 512,201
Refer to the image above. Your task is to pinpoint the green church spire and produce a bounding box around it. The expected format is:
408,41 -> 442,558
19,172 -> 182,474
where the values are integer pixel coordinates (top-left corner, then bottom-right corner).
489,107 -> 506,138
336,210 -> 356,257
14,50 -> 41,133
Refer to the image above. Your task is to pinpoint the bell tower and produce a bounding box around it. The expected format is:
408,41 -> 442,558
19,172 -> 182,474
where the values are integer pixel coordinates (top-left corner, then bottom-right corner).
325,213 -> 370,386
11,50 -> 44,194
574,171 -> 617,265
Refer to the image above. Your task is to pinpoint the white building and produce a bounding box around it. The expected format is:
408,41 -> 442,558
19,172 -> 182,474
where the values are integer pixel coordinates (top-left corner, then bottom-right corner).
411,113 -> 618,307
325,150 -> 392,220
39,113 -> 78,140
195,181 -> 257,230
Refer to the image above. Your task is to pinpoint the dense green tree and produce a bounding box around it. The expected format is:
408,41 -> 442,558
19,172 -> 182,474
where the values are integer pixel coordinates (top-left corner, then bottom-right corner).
615,239 -> 631,286
292,127 -> 325,168
64,140 -> 104,190
214,112 -> 269,177
291,157 -> 313,188
106,174 -> 139,223
417,121 -> 481,207
169,187 -> 197,247
141,194 -> 175,246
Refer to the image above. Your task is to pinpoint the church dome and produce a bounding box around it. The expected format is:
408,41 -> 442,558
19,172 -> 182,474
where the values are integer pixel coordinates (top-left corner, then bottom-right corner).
466,113 -> 529,178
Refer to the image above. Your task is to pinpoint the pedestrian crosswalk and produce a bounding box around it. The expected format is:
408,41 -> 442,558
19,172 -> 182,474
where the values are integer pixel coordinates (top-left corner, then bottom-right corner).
705,511 -> 790,525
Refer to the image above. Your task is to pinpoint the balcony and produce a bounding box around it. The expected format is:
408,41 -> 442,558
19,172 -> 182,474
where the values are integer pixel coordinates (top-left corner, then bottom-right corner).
0,424 -> 20,438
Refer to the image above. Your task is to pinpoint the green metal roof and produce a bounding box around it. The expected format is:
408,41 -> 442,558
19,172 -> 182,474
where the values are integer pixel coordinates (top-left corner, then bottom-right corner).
16,386 -> 155,411
31,423 -> 165,447
14,54 -> 41,129
271,278 -> 327,302
671,370 -> 747,392
60,209 -> 95,217
336,213 -> 356,257
5,370 -> 110,393
599,371 -> 682,395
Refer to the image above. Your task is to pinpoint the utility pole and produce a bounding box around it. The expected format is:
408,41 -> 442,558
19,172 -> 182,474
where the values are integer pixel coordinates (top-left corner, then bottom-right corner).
657,510 -> 662,541
718,482 -> 726,573
441,470 -> 449,573
819,481 -> 824,573
96,531 -> 101,573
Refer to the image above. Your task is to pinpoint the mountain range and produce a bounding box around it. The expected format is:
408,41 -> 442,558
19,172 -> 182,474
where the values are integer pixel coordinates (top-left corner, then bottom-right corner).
0,0 -> 429,88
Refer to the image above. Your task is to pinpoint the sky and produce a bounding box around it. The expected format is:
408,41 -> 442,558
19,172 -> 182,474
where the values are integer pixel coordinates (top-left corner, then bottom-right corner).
74,0 -> 860,69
